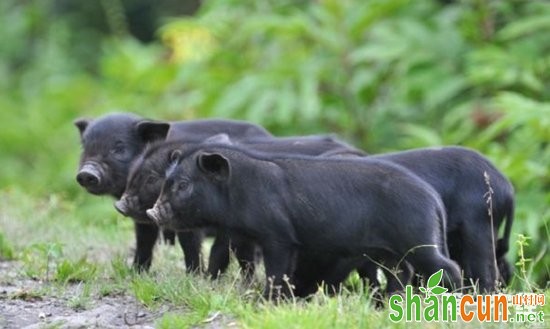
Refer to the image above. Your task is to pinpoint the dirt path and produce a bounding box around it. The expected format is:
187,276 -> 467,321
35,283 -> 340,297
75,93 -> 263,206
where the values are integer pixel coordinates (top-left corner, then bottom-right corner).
0,261 -> 159,329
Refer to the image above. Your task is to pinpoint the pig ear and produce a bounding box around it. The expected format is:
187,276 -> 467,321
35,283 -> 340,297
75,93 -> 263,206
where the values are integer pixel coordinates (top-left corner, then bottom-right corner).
74,118 -> 90,136
136,121 -> 170,143
169,149 -> 183,164
197,153 -> 230,180
204,133 -> 232,145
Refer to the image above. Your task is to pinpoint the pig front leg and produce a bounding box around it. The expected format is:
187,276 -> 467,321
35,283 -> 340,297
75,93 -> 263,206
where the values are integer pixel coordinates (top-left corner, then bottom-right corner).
177,230 -> 204,273
133,223 -> 159,272
207,230 -> 231,279
161,229 -> 177,245
208,230 -> 257,282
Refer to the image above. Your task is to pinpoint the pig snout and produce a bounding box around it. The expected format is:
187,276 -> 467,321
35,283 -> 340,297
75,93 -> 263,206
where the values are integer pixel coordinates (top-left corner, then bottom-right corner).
76,163 -> 102,188
114,197 -> 130,216
146,202 -> 172,226
146,206 -> 161,223
114,194 -> 140,217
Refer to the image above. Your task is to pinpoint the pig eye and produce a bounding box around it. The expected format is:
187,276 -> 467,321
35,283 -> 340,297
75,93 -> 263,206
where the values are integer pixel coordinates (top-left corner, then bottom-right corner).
111,142 -> 126,155
177,181 -> 189,191
145,175 -> 157,185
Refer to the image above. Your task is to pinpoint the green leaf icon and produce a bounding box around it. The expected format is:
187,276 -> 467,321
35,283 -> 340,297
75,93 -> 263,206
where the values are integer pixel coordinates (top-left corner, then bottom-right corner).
427,269 -> 443,289
430,286 -> 448,295
419,287 -> 427,294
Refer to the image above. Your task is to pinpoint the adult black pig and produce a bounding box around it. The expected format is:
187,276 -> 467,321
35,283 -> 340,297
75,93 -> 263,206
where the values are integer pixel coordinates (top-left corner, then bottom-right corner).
74,113 -> 271,272
146,145 -> 462,299
118,134 -> 365,280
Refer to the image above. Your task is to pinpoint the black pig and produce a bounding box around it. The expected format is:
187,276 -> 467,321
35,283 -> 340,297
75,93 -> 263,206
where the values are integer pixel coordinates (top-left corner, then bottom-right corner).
120,134 -> 365,280
370,146 -> 514,292
293,146 -> 514,295
147,145 -> 462,299
74,113 -> 271,272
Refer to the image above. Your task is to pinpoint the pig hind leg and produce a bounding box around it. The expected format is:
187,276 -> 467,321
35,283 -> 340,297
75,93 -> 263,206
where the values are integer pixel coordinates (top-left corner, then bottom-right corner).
357,260 -> 380,290
357,253 -> 413,309
383,261 -> 414,295
497,256 -> 513,286
364,252 -> 414,295
357,260 -> 384,307
262,244 -> 297,300
291,254 -> 331,298
460,218 -> 498,292
230,235 -> 257,283
406,247 -> 462,291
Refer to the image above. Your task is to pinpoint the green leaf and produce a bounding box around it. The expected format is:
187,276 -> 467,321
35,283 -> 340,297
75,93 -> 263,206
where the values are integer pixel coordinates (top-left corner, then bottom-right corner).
498,15 -> 550,40
427,269 -> 443,289
418,287 -> 427,294
401,123 -> 442,147
430,286 -> 448,295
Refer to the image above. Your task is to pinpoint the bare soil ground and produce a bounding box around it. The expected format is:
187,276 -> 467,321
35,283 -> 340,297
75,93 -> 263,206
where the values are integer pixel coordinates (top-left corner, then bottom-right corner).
0,261 -> 159,329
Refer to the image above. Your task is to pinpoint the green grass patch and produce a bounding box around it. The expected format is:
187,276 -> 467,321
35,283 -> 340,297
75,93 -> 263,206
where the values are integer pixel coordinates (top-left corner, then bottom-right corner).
156,313 -> 195,328
66,282 -> 93,311
55,258 -> 98,284
0,231 -> 15,260
19,242 -> 64,280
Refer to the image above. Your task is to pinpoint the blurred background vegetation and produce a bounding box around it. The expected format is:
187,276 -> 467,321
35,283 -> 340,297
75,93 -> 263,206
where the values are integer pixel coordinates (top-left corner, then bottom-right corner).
0,0 -> 548,288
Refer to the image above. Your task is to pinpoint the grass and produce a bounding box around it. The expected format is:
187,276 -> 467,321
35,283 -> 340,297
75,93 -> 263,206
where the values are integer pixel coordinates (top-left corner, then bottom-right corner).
0,188 -> 548,328
66,282 -> 93,311
0,231 -> 15,260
